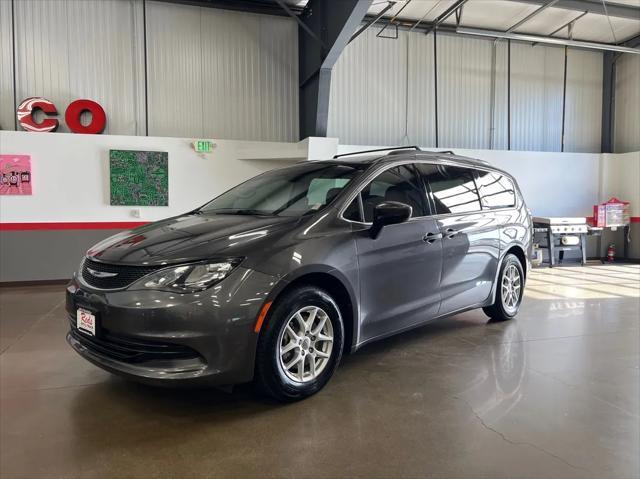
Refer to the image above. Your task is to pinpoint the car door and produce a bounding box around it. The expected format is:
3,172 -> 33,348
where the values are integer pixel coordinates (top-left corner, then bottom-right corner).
348,164 -> 443,343
417,163 -> 500,314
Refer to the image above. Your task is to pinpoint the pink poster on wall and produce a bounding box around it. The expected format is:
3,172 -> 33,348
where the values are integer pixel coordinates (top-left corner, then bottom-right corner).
0,155 -> 32,195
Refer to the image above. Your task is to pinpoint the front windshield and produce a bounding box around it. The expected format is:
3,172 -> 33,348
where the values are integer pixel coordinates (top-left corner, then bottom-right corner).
199,163 -> 366,217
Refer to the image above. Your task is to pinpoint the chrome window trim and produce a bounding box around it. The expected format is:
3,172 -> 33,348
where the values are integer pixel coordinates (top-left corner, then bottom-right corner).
337,157 -> 522,225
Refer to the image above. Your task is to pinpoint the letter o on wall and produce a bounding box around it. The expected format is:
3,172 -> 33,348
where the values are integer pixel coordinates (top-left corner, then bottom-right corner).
65,99 -> 107,134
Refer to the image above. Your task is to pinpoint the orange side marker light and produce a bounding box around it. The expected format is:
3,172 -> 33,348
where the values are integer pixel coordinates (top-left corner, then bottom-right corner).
254,301 -> 273,333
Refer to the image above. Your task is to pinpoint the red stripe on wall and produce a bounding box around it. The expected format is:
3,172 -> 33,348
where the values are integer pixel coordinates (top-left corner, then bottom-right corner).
0,222 -> 150,231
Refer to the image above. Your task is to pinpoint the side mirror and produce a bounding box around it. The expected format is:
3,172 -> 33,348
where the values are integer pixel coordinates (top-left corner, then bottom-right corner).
369,201 -> 412,239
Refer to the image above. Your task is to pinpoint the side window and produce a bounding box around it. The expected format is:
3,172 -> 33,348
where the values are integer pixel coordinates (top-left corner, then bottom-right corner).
417,164 -> 482,214
475,170 -> 516,209
361,165 -> 427,222
343,195 -> 363,222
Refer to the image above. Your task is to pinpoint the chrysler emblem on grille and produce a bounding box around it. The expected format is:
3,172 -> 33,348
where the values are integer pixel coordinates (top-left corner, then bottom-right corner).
87,268 -> 118,278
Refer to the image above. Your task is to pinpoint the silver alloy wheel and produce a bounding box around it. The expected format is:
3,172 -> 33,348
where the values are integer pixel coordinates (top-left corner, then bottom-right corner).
278,306 -> 334,383
501,263 -> 522,314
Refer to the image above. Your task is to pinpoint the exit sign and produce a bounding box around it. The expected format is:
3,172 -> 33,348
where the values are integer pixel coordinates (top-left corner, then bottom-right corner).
193,140 -> 214,153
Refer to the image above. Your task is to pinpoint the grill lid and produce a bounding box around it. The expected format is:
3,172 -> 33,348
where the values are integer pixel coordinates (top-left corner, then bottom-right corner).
81,258 -> 162,290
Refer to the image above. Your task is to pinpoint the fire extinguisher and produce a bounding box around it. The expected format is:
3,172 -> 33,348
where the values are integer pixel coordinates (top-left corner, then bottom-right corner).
607,243 -> 616,263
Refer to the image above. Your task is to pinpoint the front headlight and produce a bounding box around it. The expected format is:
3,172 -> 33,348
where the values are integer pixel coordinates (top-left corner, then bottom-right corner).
128,259 -> 242,293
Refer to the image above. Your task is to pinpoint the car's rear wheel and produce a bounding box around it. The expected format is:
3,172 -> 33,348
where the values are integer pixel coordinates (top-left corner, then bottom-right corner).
483,253 -> 524,322
254,285 -> 344,402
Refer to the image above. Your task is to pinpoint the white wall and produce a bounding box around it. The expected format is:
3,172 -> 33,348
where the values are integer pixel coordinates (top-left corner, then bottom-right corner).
601,151 -> 640,217
0,130 -> 296,223
614,53 -> 640,153
600,150 -> 640,258
337,144 -> 601,218
0,0 -> 298,142
1,130 -> 636,226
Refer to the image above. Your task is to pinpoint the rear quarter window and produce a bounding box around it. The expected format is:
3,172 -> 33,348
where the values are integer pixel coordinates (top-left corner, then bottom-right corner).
475,170 -> 516,209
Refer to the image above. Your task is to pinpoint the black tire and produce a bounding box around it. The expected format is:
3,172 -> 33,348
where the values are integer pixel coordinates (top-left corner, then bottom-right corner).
254,285 -> 344,402
483,253 -> 524,322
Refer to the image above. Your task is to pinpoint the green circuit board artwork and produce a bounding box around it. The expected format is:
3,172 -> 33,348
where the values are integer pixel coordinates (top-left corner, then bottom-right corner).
109,150 -> 168,206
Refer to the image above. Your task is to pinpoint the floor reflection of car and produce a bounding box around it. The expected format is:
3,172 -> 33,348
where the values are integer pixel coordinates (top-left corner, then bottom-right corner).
66,147 -> 532,401
458,323 -> 527,421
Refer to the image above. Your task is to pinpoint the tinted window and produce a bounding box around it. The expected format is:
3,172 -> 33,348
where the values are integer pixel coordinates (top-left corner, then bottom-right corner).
418,164 -> 481,214
200,163 -> 365,217
475,170 -> 516,209
343,196 -> 363,222
361,165 -> 427,222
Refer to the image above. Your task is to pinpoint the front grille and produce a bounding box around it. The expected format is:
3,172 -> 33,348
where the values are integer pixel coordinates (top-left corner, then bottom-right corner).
69,319 -> 201,364
81,257 -> 161,289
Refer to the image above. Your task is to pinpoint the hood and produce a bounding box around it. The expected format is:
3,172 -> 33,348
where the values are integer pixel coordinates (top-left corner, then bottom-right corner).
87,213 -> 299,265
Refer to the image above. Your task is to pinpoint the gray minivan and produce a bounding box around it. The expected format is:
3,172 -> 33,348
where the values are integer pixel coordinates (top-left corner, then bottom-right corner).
67,147 -> 532,401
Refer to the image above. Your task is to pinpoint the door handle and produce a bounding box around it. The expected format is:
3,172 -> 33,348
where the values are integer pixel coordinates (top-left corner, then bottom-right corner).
423,232 -> 443,244
445,228 -> 459,239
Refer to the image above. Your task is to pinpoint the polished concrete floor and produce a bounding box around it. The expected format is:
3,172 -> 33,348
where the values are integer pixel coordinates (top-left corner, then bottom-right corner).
1,264 -> 638,479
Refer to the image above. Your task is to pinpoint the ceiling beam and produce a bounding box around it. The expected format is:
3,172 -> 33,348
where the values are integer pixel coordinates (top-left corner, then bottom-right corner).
424,0 -> 470,35
505,0 -> 559,33
621,34 -> 640,48
298,0 -> 373,139
505,0 -> 640,20
363,13 -> 639,48
531,10 -> 587,46
350,1 -> 396,43
457,27 -> 640,53
275,0 -> 327,47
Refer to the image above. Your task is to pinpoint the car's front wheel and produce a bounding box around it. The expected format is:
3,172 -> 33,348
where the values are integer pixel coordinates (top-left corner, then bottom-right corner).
254,285 -> 344,402
483,253 -> 524,321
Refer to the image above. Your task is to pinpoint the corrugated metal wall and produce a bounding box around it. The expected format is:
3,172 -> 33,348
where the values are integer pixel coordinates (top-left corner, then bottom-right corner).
492,41 -> 509,151
564,49 -> 602,153
509,43 -> 564,152
328,27 -> 604,153
147,1 -> 298,140
328,28 -> 439,147
0,0 -> 14,131
146,1 -> 204,138
10,0 -> 145,135
437,34 -> 493,149
327,28 -> 409,146
0,1 -> 617,152
0,0 -> 298,141
407,33 -> 436,147
614,53 -> 640,153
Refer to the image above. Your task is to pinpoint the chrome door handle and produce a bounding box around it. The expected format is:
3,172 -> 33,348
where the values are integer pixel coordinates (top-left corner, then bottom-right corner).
423,232 -> 443,244
445,228 -> 459,239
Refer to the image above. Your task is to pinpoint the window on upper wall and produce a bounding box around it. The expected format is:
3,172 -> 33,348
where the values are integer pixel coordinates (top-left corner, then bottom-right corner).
416,164 -> 482,215
360,165 -> 428,222
474,170 -> 516,209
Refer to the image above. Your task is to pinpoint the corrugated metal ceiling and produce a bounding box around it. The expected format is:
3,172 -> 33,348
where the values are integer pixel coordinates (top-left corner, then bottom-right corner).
282,0 -> 640,44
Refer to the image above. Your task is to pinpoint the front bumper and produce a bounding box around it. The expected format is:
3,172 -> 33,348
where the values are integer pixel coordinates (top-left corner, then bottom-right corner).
65,266 -> 278,386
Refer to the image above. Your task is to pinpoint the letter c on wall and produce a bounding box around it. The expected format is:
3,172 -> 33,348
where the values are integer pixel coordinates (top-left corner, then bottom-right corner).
16,97 -> 59,132
65,99 -> 107,134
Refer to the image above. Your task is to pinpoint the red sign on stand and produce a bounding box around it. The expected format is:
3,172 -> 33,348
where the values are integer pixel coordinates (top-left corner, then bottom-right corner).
17,97 -> 106,134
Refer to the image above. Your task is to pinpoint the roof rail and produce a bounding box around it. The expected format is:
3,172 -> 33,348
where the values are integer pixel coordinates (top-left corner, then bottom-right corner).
333,146 -> 422,159
433,150 -> 455,155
